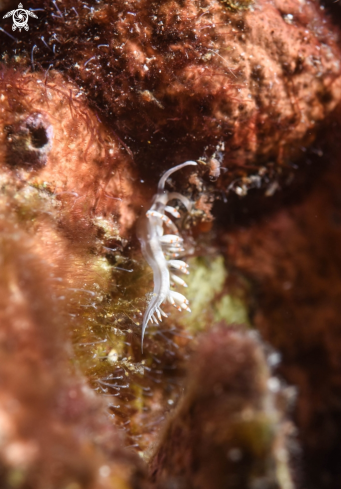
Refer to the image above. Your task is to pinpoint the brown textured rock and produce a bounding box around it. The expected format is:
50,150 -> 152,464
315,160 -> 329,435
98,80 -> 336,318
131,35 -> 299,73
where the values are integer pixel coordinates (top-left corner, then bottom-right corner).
1,0 -> 341,188
0,214 -> 148,489
150,326 -> 296,489
0,66 -> 150,489
222,146 -> 341,488
0,1 -> 341,488
0,68 -> 140,236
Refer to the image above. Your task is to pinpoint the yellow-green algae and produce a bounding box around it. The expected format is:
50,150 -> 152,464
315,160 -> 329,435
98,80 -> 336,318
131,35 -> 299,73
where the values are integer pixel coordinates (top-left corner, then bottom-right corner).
214,294 -> 250,324
220,0 -> 254,10
177,255 -> 250,332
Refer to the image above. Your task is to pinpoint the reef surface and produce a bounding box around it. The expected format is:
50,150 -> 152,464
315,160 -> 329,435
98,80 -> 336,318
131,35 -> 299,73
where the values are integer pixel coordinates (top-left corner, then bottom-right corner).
0,0 -> 340,488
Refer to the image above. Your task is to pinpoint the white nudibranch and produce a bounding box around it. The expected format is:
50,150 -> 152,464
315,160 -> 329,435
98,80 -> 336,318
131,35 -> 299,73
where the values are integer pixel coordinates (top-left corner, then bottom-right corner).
137,161 -> 197,351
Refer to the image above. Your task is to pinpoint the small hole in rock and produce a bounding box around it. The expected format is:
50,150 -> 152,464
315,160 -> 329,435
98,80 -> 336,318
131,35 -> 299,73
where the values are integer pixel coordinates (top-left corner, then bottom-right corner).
28,125 -> 49,148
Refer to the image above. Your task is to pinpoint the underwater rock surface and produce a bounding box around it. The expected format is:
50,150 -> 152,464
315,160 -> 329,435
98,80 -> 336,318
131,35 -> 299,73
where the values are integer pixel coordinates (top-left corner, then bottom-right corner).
2,0 -> 341,188
150,326 -> 296,489
0,0 -> 340,488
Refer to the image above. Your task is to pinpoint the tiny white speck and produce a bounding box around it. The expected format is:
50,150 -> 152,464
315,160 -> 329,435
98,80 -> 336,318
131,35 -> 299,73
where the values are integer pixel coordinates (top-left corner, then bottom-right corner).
107,349 -> 119,364
99,465 -> 111,478
283,13 -> 294,24
268,352 -> 281,368
267,377 -> 281,393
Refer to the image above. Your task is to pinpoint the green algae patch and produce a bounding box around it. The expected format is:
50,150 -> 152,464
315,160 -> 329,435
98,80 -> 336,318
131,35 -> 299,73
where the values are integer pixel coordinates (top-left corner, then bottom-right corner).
178,255 -> 250,332
221,0 -> 253,10
184,255 -> 226,327
7,468 -> 26,488
231,414 -> 277,459
14,185 -> 58,222
214,294 -> 250,326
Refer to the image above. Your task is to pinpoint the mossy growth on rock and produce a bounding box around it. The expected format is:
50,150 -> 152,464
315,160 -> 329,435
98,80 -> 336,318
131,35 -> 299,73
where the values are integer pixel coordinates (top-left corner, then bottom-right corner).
177,255 -> 250,332
220,0 -> 254,10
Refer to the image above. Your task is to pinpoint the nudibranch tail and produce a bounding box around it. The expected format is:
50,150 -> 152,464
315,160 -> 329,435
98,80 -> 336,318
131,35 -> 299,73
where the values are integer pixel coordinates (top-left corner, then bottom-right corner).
138,161 -> 197,352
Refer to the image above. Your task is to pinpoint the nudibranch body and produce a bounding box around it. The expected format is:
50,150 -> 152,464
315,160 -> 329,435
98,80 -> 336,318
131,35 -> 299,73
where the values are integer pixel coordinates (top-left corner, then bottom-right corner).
138,161 -> 197,350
